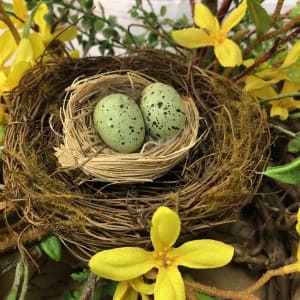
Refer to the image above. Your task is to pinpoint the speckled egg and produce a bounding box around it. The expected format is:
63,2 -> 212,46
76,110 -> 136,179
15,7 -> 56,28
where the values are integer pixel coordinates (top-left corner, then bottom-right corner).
93,93 -> 145,153
140,83 -> 186,138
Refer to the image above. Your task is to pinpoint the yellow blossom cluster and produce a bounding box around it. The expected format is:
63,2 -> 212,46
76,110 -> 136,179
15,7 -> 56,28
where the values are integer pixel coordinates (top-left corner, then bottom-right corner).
0,0 -> 77,124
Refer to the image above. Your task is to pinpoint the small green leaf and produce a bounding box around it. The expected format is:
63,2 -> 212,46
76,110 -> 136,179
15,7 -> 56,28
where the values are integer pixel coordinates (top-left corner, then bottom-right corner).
247,0 -> 271,35
160,5 -> 167,17
94,19 -> 105,31
289,5 -> 300,19
261,156 -> 300,184
85,0 -> 93,9
71,269 -> 90,282
283,68 -> 300,83
288,138 -> 300,153
40,235 -> 62,262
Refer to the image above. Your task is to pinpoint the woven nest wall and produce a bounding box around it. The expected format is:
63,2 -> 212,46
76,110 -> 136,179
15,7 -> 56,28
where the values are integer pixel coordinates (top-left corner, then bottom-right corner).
2,49 -> 269,260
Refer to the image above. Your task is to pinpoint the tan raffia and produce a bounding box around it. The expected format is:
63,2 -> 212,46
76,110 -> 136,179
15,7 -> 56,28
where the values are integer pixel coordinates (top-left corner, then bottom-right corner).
55,72 -> 201,183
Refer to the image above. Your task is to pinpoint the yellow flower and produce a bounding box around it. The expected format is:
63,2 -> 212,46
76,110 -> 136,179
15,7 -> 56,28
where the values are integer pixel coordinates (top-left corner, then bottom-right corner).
89,206 -> 234,300
246,40 -> 300,87
34,3 -> 77,45
0,30 -> 17,67
172,0 -> 247,67
113,277 -> 153,300
245,77 -> 300,120
0,0 -> 28,29
0,32 -> 45,95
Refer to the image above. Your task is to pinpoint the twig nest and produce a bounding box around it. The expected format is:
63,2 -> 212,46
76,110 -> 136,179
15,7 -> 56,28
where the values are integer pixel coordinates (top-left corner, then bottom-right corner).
2,49 -> 270,259
54,72 -> 200,183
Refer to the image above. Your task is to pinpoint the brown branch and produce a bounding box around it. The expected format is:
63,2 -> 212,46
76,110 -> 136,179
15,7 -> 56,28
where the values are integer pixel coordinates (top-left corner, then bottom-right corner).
184,280 -> 260,300
233,26 -> 300,82
217,0 -> 233,23
243,13 -> 300,57
241,263 -> 299,294
0,227 -> 48,254
189,0 -> 195,18
0,2 -> 20,44
271,0 -> 285,23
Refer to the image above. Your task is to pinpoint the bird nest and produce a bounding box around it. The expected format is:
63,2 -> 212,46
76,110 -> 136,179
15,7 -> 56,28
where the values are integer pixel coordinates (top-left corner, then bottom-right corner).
55,72 -> 200,183
2,49 -> 270,260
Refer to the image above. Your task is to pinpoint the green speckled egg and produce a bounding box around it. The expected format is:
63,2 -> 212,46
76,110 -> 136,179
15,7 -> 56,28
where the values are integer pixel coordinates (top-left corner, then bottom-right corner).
93,93 -> 145,153
140,83 -> 186,138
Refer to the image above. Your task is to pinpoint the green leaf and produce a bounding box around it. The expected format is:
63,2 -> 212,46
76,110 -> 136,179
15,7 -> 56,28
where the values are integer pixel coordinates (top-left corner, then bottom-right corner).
247,0 -> 271,35
2,2 -> 14,13
0,125 -> 6,144
160,5 -> 167,17
288,138 -> 300,153
94,19 -> 105,31
6,291 -> 18,300
43,12 -> 55,25
71,269 -> 90,282
261,156 -> 300,184
289,5 -> 300,19
40,235 -> 62,262
283,68 -> 300,83
85,0 -> 93,9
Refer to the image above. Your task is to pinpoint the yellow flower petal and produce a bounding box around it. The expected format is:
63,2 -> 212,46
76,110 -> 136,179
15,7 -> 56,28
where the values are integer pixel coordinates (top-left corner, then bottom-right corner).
214,39 -> 242,67
7,61 -> 31,90
113,281 -> 130,300
150,206 -> 180,251
34,3 -> 52,43
297,243 -> 300,263
296,208 -> 300,234
155,266 -> 185,300
89,247 -> 153,281
172,28 -> 214,48
245,75 -> 273,91
243,58 -> 255,67
245,76 -> 278,98
113,281 -> 138,300
130,277 -> 154,295
255,69 -> 284,83
12,0 -> 28,28
54,25 -> 77,41
28,32 -> 45,60
281,81 -> 300,95
68,50 -> 80,58
0,30 -> 17,66
13,38 -> 33,64
281,40 -> 300,68
194,3 -> 220,34
174,240 -> 234,268
270,104 -> 289,120
221,0 -> 247,34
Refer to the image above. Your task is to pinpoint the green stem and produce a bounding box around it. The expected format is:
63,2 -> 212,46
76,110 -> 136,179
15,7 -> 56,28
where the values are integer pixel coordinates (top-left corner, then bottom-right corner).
269,124 -> 296,138
259,92 -> 300,104
6,258 -> 23,300
289,112 -> 300,120
0,1 -> 20,44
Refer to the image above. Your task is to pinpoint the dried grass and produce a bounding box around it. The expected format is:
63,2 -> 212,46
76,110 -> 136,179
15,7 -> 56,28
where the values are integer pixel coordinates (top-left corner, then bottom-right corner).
55,72 -> 201,183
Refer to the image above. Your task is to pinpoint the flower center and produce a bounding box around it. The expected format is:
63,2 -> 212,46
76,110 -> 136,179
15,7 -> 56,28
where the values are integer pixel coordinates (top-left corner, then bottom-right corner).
211,31 -> 226,45
153,247 -> 175,268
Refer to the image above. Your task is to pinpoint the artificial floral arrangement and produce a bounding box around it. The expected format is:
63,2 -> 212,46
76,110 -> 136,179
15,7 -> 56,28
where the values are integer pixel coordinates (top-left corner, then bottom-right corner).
0,0 -> 300,299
